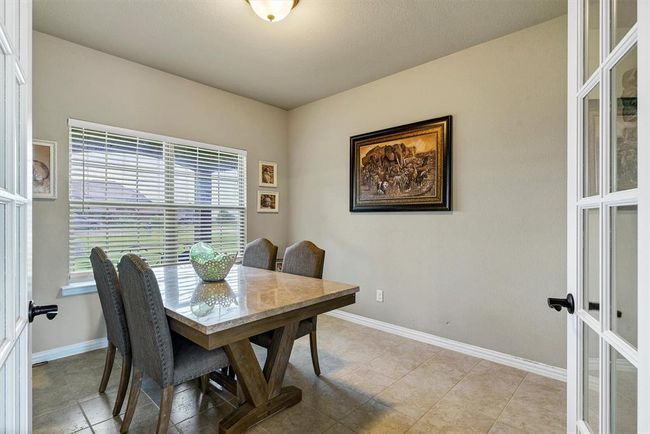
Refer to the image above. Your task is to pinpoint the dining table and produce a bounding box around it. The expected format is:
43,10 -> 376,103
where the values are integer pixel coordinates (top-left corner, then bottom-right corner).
152,263 -> 359,434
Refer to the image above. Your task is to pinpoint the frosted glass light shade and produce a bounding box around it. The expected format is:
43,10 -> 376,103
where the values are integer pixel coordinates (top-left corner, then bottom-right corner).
247,0 -> 298,22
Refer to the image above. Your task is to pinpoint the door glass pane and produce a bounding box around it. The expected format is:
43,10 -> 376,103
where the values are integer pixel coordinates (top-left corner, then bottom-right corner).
583,84 -> 600,197
0,203 -> 5,343
583,208 -> 600,319
14,205 -> 24,322
583,324 -> 600,432
14,78 -> 22,196
0,363 -> 5,431
610,205 -> 637,348
610,347 -> 636,432
610,46 -> 637,192
0,57 -> 6,190
584,0 -> 600,82
610,0 -> 636,49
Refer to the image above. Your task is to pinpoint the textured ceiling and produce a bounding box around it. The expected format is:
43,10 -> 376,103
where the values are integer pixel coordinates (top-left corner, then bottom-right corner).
34,0 -> 566,109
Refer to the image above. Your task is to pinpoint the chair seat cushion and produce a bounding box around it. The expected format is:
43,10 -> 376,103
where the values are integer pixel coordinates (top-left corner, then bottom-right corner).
171,332 -> 229,385
250,317 -> 315,348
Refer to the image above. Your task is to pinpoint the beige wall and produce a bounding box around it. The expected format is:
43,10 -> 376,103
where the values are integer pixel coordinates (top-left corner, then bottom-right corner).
287,17 -> 568,367
32,32 -> 289,353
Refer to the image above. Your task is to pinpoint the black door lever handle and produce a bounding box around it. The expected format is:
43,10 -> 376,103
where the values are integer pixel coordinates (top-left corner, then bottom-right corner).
547,294 -> 575,314
28,301 -> 59,323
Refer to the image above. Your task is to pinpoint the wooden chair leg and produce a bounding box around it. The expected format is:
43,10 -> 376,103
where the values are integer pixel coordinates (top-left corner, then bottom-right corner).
309,331 -> 321,376
120,368 -> 143,433
112,354 -> 131,416
156,385 -> 174,434
99,342 -> 116,393
199,374 -> 209,394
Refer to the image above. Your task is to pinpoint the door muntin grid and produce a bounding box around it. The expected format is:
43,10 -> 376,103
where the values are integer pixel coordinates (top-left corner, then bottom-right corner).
576,0 -> 639,432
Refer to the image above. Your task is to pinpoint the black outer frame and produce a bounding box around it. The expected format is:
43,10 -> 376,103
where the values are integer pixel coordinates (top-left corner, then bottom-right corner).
349,115 -> 452,212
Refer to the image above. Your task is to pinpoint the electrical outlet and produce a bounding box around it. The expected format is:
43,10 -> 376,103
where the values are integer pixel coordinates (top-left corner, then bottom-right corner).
376,290 -> 384,302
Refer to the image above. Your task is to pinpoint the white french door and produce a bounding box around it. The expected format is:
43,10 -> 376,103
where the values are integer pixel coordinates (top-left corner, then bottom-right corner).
0,0 -> 31,432
567,0 -> 648,432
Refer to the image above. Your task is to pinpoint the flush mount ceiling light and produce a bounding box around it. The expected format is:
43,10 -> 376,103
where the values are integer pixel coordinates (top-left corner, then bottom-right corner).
246,0 -> 299,23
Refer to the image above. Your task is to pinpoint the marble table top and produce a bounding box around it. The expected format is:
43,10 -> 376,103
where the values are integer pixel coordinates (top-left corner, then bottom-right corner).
153,264 -> 359,335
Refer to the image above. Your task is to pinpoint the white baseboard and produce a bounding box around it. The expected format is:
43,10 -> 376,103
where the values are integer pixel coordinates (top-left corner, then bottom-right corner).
326,310 -> 567,382
32,337 -> 108,364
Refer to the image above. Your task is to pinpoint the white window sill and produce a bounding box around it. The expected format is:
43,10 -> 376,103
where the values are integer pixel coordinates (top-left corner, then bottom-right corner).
61,281 -> 97,297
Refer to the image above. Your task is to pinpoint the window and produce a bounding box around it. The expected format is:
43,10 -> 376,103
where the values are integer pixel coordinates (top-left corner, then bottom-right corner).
68,119 -> 247,278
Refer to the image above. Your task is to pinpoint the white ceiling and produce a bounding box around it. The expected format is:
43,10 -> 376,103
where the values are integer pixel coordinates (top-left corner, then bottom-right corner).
34,0 -> 566,110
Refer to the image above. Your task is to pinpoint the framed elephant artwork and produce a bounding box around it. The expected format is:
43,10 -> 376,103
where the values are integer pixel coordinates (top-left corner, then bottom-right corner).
349,116 -> 452,212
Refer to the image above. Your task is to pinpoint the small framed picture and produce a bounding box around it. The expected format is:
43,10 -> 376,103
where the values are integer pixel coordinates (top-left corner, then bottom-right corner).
258,161 -> 277,187
33,140 -> 57,200
257,191 -> 279,213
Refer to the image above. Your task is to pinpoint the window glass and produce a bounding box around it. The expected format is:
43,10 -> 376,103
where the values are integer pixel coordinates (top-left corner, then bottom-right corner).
610,46 -> 637,192
68,125 -> 247,276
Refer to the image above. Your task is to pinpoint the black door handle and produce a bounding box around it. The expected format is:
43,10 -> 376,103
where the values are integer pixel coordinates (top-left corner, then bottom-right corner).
28,301 -> 59,323
547,293 -> 575,314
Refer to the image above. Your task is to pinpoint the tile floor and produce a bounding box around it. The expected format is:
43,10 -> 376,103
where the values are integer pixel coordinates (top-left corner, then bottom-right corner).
33,315 -> 566,433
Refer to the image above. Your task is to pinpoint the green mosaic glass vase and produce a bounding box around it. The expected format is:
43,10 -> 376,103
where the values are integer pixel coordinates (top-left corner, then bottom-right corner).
189,242 -> 237,282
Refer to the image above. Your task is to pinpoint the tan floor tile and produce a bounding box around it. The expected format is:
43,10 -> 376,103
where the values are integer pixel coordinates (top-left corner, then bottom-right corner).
407,418 -> 499,434
33,349 -> 125,416
300,378 -> 373,419
418,400 -> 496,433
395,339 -> 442,356
406,420 -> 437,433
332,366 -> 398,396
366,349 -> 433,380
470,360 -> 527,380
488,421 -> 526,434
497,374 -> 565,433
92,402 -> 180,433
374,366 -> 460,419
169,386 -> 226,424
425,350 -> 482,375
31,317 -> 567,434
79,386 -> 155,425
33,403 -> 90,434
340,399 -> 417,433
439,369 -> 524,418
174,403 -> 238,434
324,422 -> 356,433
255,401 -> 336,433
246,424 -> 271,434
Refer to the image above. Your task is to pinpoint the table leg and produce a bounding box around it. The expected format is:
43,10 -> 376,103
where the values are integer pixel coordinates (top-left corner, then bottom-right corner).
219,321 -> 301,434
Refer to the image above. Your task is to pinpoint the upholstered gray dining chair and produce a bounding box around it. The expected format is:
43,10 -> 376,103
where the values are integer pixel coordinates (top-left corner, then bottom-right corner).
117,254 -> 230,434
251,240 -> 325,376
90,247 -> 131,417
242,238 -> 278,270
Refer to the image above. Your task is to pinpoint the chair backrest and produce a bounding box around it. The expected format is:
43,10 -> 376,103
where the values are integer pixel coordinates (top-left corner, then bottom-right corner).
242,238 -> 278,271
282,241 -> 325,279
117,254 -> 174,387
90,247 -> 131,357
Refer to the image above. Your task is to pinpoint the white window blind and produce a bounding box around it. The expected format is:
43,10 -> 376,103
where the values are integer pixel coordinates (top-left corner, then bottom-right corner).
68,120 -> 247,277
